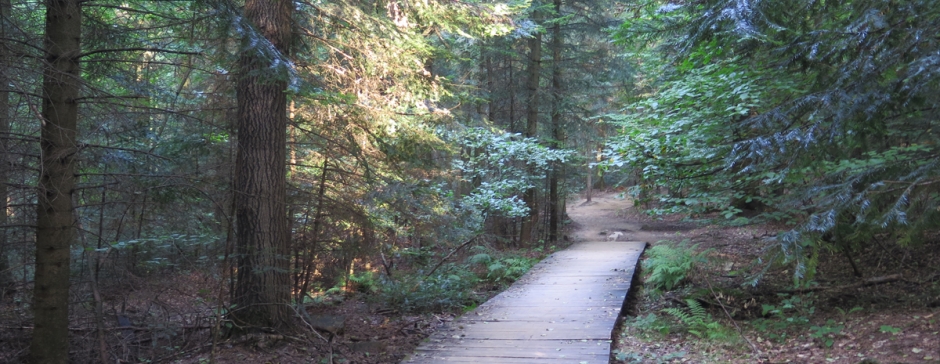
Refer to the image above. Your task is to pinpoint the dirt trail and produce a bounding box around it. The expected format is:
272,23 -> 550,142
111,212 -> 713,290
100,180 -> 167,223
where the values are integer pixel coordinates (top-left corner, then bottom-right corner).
566,192 -> 672,244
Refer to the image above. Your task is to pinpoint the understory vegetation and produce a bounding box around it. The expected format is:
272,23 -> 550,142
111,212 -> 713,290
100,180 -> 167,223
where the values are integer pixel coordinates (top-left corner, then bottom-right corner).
614,226 -> 939,364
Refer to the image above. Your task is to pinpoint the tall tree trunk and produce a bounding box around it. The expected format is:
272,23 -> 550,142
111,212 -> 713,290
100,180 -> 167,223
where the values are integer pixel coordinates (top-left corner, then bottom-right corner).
232,0 -> 293,331
548,0 -> 563,245
485,49 -> 495,123
500,54 -> 516,246
585,151 -> 593,203
0,0 -> 14,300
519,24 -> 542,246
508,56 -> 516,133
31,0 -> 81,362
295,160 -> 327,303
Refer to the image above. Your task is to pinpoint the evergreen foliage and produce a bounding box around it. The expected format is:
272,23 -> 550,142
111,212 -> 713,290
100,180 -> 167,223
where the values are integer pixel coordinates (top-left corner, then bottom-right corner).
609,0 -> 940,283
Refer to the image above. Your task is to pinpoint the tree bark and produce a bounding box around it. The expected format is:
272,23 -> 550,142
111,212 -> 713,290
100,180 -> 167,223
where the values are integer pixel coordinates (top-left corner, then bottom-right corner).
547,0 -> 564,245
585,152 -> 593,203
0,0 -> 14,300
519,18 -> 542,246
508,56 -> 516,133
485,48 -> 495,123
232,0 -> 294,332
295,160 -> 327,304
31,0 -> 81,362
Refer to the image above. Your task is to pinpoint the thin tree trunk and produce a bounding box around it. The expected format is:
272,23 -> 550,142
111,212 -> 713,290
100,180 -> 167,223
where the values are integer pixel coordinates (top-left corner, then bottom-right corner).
595,144 -> 605,190
548,0 -> 563,245
83,228 -> 110,364
485,50 -> 495,122
0,0 -> 13,300
520,19 -> 542,246
508,57 -> 515,132
501,54 -> 516,246
232,0 -> 294,331
296,160 -> 328,303
586,151 -> 593,203
31,0 -> 82,362
130,194 -> 146,271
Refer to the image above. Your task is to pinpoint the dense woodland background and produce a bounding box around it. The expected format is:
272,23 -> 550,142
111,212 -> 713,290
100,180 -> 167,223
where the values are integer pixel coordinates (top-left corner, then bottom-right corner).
0,0 -> 937,362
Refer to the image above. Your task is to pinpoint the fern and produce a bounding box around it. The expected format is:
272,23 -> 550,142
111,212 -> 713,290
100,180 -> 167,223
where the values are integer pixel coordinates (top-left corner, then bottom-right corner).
467,253 -> 492,265
663,299 -> 732,341
643,240 -> 710,291
348,271 -> 379,293
663,299 -> 706,328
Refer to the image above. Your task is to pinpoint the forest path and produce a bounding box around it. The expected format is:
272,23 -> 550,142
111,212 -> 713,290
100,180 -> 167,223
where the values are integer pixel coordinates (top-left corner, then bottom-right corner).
402,193 -> 646,363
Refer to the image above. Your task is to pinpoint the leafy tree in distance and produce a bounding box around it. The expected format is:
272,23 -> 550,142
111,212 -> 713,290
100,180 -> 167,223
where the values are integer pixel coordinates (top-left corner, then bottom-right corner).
453,0 -> 628,246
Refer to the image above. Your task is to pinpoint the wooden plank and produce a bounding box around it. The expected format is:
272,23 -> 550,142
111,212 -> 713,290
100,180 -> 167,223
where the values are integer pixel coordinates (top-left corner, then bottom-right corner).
485,289 -> 628,301
415,343 -> 610,357
481,297 -> 627,308
430,324 -> 614,340
412,350 -> 610,361
405,345 -> 612,364
402,240 -> 645,363
404,354 -> 611,363
457,312 -> 621,323
417,338 -> 611,350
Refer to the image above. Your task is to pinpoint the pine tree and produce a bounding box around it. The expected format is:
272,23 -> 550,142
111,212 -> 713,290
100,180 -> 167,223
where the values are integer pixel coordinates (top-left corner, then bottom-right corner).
31,0 -> 81,362
231,0 -> 294,331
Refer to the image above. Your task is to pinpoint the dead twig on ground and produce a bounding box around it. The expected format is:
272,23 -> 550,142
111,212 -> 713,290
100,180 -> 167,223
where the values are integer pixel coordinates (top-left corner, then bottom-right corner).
704,277 -> 765,363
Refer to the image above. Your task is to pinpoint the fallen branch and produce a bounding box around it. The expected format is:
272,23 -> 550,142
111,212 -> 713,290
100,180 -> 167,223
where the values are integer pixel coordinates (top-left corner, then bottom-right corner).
425,234 -> 480,277
0,325 -> 212,332
776,274 -> 902,294
916,272 -> 940,284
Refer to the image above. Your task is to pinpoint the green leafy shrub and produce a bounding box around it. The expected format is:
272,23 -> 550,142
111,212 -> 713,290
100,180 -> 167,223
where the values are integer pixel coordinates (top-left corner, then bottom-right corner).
642,240 -> 710,291
810,319 -> 844,348
484,256 -> 536,284
466,247 -> 538,285
449,127 -> 573,222
375,267 -> 479,313
750,294 -> 815,342
614,350 -> 687,364
626,313 -> 672,336
347,271 -> 379,293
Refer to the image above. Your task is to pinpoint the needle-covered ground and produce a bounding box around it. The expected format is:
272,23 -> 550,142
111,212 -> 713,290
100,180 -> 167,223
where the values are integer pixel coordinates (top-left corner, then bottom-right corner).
599,193 -> 940,364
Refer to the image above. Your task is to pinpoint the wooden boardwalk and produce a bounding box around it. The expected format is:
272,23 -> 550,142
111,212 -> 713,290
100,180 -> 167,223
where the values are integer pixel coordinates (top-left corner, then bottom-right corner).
403,241 -> 646,363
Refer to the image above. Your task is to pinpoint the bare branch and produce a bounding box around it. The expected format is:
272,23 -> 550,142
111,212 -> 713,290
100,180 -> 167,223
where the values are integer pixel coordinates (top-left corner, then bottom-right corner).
79,47 -> 200,59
